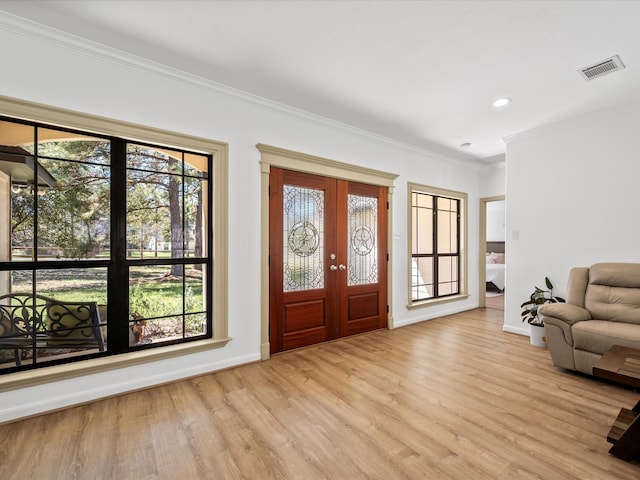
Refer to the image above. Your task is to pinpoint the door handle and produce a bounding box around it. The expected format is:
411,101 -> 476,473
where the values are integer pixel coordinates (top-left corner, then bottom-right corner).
330,265 -> 338,271
338,264 -> 346,271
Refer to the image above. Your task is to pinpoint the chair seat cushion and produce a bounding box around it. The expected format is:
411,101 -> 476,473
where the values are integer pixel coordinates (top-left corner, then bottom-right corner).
573,320 -> 640,355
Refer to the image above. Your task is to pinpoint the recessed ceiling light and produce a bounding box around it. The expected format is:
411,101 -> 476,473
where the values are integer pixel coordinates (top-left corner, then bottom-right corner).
492,97 -> 511,108
460,142 -> 471,148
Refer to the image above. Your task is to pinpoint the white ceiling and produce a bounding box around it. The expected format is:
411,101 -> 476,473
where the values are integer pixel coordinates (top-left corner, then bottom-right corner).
2,0 -> 640,163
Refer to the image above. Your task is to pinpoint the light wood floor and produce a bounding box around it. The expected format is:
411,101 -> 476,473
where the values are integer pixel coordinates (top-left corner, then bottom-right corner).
1,308 -> 639,479
485,293 -> 504,310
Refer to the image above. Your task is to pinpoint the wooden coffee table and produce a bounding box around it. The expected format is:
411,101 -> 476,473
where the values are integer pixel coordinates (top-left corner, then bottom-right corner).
593,345 -> 640,461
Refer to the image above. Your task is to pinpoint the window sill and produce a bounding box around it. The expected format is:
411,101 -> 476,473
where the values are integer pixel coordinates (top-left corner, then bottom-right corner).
407,293 -> 469,310
0,336 -> 232,393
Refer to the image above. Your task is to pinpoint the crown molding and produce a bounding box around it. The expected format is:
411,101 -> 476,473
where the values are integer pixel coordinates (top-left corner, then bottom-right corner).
503,97 -> 640,146
478,153 -> 506,165
0,11 -> 467,165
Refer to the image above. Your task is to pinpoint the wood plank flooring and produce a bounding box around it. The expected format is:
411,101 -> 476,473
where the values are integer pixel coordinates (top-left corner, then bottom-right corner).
485,293 -> 504,310
1,308 -> 639,479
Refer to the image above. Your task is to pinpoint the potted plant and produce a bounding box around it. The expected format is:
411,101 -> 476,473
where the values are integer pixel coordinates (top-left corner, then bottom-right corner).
521,277 -> 565,347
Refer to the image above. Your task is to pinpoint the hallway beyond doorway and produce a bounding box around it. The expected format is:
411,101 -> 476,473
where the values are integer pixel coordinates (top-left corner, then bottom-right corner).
486,292 -> 504,310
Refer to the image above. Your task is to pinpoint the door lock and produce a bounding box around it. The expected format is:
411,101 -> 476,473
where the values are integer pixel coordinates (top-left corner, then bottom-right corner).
338,264 -> 346,271
330,265 -> 338,271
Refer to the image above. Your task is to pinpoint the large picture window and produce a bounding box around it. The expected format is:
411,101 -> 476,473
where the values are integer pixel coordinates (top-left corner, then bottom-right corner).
408,183 -> 467,306
0,114 -> 217,374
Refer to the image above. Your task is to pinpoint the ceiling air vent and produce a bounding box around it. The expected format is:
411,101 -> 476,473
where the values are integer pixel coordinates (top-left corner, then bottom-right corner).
578,55 -> 625,81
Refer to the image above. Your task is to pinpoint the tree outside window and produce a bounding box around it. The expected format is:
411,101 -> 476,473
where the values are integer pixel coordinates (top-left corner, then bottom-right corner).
0,117 -> 212,372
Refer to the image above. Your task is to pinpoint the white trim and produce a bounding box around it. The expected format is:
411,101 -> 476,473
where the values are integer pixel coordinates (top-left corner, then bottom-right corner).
479,195 -> 505,309
0,11 -> 472,165
502,324 -> 529,336
0,352 -> 260,423
394,304 -> 478,329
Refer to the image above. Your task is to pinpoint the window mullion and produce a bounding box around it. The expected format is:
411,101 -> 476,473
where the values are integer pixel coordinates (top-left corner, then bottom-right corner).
456,202 -> 461,294
432,196 -> 438,298
181,154 -> 186,338
108,138 -> 129,353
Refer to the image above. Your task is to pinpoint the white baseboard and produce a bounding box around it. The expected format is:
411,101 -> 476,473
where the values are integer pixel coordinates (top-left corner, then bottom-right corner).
0,352 -> 261,423
503,324 -> 529,336
393,303 -> 480,329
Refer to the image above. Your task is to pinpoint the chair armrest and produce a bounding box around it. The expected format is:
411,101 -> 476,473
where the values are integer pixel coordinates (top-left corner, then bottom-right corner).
541,304 -> 590,349
538,303 -> 592,325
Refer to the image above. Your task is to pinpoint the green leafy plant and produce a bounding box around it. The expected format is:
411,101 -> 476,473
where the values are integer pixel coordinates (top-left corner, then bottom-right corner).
521,277 -> 565,326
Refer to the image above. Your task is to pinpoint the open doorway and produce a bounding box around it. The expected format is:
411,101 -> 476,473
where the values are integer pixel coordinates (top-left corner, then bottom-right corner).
479,196 -> 505,310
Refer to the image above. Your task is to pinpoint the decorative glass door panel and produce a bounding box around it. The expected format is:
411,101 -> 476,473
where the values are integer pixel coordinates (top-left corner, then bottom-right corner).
347,194 -> 378,286
283,185 -> 324,292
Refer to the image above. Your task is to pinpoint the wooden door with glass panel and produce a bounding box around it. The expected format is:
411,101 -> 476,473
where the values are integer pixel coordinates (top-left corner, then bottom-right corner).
269,168 -> 387,354
337,181 -> 387,338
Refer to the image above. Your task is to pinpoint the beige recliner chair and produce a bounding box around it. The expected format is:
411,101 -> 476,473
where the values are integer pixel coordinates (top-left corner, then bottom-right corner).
539,263 -> 640,375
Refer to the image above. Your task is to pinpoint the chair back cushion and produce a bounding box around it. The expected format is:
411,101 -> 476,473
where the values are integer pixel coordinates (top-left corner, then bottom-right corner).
46,302 -> 99,343
0,312 -> 28,343
585,263 -> 640,324
566,267 -> 589,307
0,297 -> 34,345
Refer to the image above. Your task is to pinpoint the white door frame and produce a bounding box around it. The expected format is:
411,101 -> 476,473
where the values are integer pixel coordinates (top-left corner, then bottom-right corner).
479,195 -> 506,308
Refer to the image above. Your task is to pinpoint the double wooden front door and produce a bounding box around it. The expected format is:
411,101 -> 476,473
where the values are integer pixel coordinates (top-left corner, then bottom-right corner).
269,168 -> 388,354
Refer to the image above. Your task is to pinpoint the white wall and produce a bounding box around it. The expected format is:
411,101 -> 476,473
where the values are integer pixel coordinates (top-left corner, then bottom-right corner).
479,161 -> 506,245
486,200 -> 506,242
479,160 -> 506,199
0,17 -> 482,420
504,99 -> 640,335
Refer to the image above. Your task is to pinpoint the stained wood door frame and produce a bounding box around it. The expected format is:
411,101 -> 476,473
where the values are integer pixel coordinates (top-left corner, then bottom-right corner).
258,144 -> 398,360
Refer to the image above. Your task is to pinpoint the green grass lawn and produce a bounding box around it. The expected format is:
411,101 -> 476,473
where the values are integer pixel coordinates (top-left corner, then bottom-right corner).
11,266 -> 204,319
